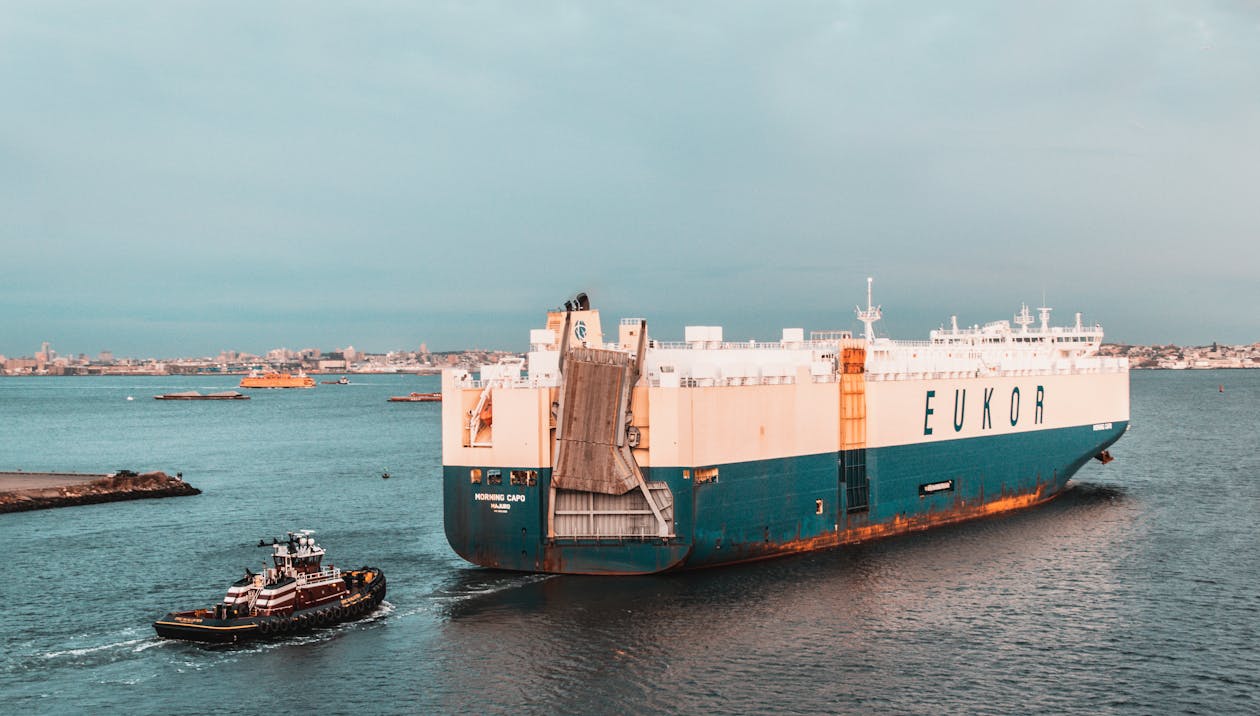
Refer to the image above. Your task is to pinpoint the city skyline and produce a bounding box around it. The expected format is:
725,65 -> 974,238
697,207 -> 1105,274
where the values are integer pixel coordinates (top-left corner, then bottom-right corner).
5,329 -> 1258,367
6,291 -> 1260,360
4,3 -> 1260,355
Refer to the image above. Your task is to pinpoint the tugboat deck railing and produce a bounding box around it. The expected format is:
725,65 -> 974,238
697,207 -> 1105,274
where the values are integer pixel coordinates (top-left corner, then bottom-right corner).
295,566 -> 340,586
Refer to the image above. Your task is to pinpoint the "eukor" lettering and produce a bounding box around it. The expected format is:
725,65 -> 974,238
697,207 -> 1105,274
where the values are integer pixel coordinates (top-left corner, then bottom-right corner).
923,384 -> 1045,435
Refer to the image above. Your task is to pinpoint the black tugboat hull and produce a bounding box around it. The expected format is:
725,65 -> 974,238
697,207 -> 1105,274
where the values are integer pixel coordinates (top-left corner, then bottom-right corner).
152,617 -> 264,643
153,568 -> 386,643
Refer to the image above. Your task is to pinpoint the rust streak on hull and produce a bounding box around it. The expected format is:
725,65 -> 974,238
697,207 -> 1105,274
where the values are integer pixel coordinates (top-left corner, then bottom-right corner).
682,484 -> 1062,571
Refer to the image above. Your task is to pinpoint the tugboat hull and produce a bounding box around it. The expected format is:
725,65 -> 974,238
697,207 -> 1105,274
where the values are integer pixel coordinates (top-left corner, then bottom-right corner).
154,567 -> 386,643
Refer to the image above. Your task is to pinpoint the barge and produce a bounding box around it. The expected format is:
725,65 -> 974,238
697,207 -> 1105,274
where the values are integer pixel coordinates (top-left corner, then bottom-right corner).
239,371 -> 315,389
154,391 -> 249,400
388,392 -> 442,402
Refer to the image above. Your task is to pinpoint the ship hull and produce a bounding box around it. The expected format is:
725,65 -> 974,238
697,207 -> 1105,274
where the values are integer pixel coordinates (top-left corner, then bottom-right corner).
443,421 -> 1128,574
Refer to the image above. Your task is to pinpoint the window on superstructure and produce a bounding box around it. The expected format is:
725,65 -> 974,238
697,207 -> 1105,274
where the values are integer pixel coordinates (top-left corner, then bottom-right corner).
510,469 -> 537,486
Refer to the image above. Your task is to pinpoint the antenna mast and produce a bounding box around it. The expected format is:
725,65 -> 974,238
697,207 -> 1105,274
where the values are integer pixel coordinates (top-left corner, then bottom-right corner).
855,277 -> 882,342
1015,304 -> 1034,333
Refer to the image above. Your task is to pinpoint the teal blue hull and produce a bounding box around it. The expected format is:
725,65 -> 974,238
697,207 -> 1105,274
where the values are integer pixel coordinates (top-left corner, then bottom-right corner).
443,421 -> 1128,574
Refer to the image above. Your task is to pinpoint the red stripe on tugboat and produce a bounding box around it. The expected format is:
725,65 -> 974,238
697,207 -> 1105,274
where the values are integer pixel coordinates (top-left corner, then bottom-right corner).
152,530 -> 386,643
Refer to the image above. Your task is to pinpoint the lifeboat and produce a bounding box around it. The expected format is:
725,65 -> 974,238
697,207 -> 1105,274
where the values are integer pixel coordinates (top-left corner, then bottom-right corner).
153,530 -> 386,643
239,371 -> 316,389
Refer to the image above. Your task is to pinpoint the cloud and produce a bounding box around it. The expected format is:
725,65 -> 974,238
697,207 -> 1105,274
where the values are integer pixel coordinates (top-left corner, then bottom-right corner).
3,1 -> 1260,355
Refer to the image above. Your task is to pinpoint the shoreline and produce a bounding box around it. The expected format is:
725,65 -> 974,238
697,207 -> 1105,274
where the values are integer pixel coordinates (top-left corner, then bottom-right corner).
0,471 -> 201,514
0,370 -> 445,377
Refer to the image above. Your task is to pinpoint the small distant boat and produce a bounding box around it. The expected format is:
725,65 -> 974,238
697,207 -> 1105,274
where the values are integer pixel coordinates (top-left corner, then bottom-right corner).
153,530 -> 386,643
155,391 -> 250,401
240,371 -> 316,389
321,377 -> 351,385
387,392 -> 442,402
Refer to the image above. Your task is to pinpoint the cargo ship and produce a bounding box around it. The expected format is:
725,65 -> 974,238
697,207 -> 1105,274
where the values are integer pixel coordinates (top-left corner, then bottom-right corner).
239,371 -> 315,389
441,283 -> 1129,575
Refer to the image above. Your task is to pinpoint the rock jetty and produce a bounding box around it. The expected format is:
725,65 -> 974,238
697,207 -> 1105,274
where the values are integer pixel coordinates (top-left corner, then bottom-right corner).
0,471 -> 200,514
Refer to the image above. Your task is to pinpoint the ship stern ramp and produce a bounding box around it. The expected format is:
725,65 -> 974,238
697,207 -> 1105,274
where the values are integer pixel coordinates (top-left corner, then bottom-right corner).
442,329 -> 688,575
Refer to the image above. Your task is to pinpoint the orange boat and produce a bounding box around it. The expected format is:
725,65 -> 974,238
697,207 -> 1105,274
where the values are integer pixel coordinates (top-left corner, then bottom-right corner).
239,371 -> 316,389
387,392 -> 442,402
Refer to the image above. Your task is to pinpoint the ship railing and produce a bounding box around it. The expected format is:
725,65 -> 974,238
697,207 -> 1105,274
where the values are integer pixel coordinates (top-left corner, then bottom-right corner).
460,377 -> 559,390
865,361 -> 1128,381
640,362 -> 1128,387
551,532 -> 668,542
648,340 -> 848,351
646,373 -> 843,388
295,566 -> 341,587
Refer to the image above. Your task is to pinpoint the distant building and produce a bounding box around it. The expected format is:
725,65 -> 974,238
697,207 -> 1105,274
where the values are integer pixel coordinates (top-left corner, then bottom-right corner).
4,357 -> 38,374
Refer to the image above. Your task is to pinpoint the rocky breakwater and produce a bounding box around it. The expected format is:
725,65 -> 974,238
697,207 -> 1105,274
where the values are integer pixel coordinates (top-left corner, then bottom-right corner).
0,470 -> 201,514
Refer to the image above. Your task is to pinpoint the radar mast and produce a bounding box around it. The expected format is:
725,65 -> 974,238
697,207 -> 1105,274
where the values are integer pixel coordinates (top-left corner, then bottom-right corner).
1015,304 -> 1034,333
855,277 -> 882,342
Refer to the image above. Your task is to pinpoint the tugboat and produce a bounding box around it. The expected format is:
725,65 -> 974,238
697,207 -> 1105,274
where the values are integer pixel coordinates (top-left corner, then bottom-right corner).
153,531 -> 386,643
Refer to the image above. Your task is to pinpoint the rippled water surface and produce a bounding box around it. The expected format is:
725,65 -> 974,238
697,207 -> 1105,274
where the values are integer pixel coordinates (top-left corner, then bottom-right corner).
1,371 -> 1257,714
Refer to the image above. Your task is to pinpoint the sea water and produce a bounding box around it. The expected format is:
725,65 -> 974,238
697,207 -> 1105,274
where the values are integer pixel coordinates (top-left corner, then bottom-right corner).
1,371 -> 1257,714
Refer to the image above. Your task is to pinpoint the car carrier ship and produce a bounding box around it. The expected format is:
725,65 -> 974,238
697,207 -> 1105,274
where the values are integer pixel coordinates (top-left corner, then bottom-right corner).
441,281 -> 1129,575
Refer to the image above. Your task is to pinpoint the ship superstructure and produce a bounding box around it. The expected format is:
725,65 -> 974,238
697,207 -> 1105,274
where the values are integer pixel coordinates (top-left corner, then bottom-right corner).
441,284 -> 1129,574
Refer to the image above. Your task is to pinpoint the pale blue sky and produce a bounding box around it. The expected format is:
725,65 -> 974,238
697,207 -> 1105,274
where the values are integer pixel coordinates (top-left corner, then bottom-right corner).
3,2 -> 1257,357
